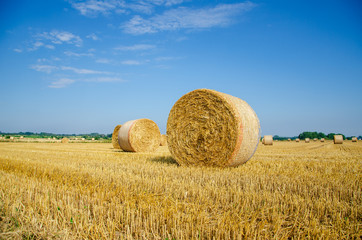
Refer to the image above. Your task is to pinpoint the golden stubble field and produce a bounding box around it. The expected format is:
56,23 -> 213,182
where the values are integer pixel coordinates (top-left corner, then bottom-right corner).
0,141 -> 361,239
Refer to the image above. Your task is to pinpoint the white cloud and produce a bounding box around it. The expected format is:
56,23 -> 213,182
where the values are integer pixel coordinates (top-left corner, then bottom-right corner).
96,58 -> 111,63
13,48 -> 22,53
86,33 -> 99,40
49,78 -> 75,88
61,66 -> 110,74
123,2 -> 256,34
69,0 -> 125,16
30,65 -> 58,74
115,44 -> 155,51
121,60 -> 141,65
64,51 -> 94,57
39,30 -> 82,47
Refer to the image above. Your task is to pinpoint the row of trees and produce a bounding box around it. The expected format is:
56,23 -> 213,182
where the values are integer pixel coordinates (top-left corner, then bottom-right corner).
0,131 -> 112,140
273,132 -> 361,141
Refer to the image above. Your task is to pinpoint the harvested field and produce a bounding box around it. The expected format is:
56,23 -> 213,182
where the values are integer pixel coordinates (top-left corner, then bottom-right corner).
0,141 -> 361,239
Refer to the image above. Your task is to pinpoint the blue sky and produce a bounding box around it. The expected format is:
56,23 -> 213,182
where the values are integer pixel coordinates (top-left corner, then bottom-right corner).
0,0 -> 361,136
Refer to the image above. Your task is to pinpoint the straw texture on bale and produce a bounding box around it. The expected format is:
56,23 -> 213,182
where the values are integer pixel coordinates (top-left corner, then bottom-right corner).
263,135 -> 273,145
334,135 -> 343,144
167,89 -> 260,167
296,138 -> 300,142
61,137 -> 69,144
118,119 -> 161,152
352,137 -> 357,142
305,138 -> 310,143
160,134 -> 168,146
112,124 -> 122,149
320,138 -> 325,142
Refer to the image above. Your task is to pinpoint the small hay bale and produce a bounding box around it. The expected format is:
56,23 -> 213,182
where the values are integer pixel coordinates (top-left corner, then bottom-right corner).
112,124 -> 122,149
264,135 -> 273,145
296,138 -> 300,142
91,138 -> 95,141
118,119 -> 161,152
160,134 -> 168,146
334,135 -> 343,144
10,137 -> 14,140
305,138 -> 310,143
288,138 -> 291,141
352,137 -> 357,142
320,138 -> 325,142
313,138 -> 317,142
167,89 -> 260,167
61,137 -> 69,143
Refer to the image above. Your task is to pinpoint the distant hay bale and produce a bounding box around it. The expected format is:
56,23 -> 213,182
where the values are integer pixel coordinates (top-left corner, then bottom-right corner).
334,135 -> 343,144
352,137 -> 357,142
160,134 -> 168,146
20,136 -> 24,139
288,138 -> 291,141
296,138 -> 300,142
112,124 -> 122,149
81,138 -> 85,141
91,138 -> 95,141
10,137 -> 14,140
313,138 -> 317,142
118,119 -> 161,152
320,138 -> 325,142
167,89 -> 260,167
305,138 -> 310,143
264,135 -> 273,145
61,137 -> 69,143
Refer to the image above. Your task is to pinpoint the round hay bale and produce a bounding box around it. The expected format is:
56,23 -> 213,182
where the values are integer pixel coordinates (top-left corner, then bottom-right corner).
166,89 -> 260,167
118,119 -> 161,152
112,124 -> 122,149
262,138 -> 265,144
296,138 -> 300,142
313,138 -> 317,142
91,138 -> 95,141
334,135 -> 343,144
352,137 -> 357,142
61,137 -> 69,143
264,135 -> 273,145
305,138 -> 310,143
160,134 -> 168,146
320,138 -> 325,142
288,138 -> 291,141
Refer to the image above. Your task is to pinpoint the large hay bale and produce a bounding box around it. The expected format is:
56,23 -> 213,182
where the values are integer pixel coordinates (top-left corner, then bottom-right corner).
296,138 -> 300,142
118,119 -> 161,152
263,135 -> 273,145
320,138 -> 325,142
166,89 -> 260,167
334,135 -> 343,144
160,134 -> 168,146
305,138 -> 310,143
61,137 -> 69,143
112,124 -> 122,149
352,137 -> 357,142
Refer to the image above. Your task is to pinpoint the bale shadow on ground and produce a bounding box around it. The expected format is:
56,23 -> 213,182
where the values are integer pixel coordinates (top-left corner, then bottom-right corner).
149,156 -> 179,166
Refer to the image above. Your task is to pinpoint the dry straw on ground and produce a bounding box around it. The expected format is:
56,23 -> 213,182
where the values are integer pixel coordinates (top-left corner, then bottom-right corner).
118,119 -> 161,152
111,125 -> 122,149
263,135 -> 273,145
61,138 -> 69,144
167,89 -> 260,167
305,138 -> 310,143
160,134 -> 168,146
352,137 -> 357,142
334,135 -> 343,144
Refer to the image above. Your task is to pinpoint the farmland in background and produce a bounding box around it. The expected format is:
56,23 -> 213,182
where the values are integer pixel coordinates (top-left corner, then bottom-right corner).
0,141 -> 361,239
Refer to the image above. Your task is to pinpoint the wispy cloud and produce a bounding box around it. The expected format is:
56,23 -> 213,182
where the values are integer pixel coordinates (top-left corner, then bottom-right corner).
69,0 -> 186,16
13,48 -> 22,53
96,58 -> 112,64
69,0 -> 125,16
60,66 -> 110,74
49,78 -> 75,88
86,77 -> 126,82
30,65 -> 58,74
121,60 -> 141,65
86,33 -> 99,40
38,30 -> 82,47
123,2 -> 256,34
115,44 -> 156,51
64,51 -> 94,57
